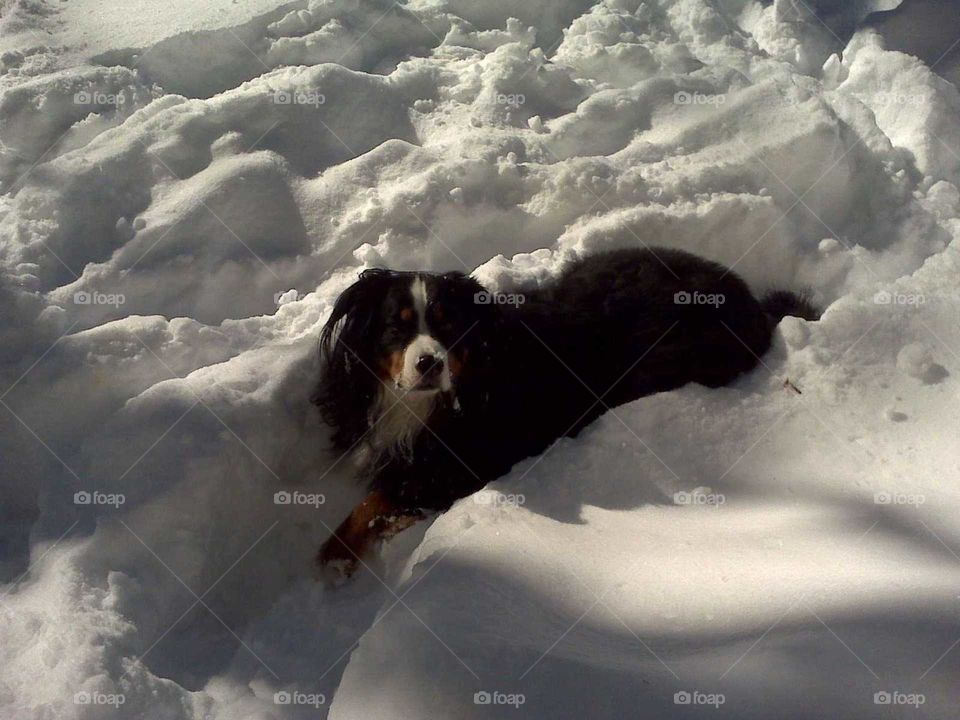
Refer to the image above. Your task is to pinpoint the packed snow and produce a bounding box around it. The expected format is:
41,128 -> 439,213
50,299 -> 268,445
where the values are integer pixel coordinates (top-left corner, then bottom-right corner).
1,0 -> 959,718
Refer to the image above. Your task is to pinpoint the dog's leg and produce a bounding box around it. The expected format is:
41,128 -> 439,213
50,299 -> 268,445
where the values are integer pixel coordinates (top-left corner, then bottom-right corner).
316,490 -> 423,581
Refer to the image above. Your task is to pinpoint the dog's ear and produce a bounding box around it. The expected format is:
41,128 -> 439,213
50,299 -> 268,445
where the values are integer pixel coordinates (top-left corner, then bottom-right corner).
319,269 -> 393,354
313,269 -> 394,446
437,273 -> 505,413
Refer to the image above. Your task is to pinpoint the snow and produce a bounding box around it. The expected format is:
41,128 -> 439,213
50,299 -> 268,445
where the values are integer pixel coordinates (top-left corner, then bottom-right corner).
1,0 -> 960,718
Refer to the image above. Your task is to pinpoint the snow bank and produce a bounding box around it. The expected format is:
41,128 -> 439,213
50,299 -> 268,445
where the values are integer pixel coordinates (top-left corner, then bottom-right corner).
1,0 -> 959,718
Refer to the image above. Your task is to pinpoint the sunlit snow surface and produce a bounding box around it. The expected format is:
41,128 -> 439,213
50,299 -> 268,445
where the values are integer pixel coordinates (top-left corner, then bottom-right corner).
1,0 -> 959,718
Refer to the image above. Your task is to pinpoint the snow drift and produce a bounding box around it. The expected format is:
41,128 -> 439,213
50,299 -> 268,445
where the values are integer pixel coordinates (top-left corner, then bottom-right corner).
1,0 -> 959,718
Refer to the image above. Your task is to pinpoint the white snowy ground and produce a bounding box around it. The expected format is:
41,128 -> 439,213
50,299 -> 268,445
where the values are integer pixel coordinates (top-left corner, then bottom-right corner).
1,0 -> 959,718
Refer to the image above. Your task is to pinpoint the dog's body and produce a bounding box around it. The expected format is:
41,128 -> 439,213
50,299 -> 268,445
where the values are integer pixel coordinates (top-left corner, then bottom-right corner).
314,247 -> 817,575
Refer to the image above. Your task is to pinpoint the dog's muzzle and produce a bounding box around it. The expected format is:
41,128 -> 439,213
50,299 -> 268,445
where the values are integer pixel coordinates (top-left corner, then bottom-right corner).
399,335 -> 453,393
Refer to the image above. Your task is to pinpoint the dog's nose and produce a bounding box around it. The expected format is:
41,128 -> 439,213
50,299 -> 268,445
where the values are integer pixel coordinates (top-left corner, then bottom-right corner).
416,354 -> 443,376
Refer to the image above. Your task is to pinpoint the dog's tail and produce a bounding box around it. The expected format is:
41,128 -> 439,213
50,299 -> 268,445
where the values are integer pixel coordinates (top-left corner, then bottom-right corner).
761,289 -> 820,323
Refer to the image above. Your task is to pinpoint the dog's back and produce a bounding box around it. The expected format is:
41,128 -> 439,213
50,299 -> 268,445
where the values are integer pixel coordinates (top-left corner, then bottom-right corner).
510,248 -> 815,409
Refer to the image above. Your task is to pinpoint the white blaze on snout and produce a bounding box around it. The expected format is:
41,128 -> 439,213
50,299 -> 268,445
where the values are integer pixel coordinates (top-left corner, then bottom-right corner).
366,276 -> 453,460
400,334 -> 452,391
412,275 -> 429,333
399,276 -> 453,391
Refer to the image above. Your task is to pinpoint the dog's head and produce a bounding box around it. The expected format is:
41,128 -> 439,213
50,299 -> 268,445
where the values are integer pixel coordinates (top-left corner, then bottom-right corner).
315,269 -> 499,455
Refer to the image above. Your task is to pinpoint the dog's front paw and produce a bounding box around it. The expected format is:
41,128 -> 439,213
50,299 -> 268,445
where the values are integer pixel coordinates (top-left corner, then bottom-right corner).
314,491 -> 424,585
315,534 -> 362,584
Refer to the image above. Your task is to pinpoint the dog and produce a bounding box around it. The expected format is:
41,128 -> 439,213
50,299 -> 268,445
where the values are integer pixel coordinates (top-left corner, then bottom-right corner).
312,247 -> 818,577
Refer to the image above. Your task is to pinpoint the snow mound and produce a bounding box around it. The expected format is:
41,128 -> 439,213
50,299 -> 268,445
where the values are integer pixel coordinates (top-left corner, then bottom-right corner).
1,0 -> 960,718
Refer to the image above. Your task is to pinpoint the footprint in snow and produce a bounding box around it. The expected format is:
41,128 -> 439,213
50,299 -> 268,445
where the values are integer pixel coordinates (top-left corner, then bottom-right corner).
896,343 -> 949,385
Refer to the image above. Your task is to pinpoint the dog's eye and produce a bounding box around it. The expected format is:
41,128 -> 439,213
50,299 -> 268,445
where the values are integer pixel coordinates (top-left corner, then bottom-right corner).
428,302 -> 452,327
399,307 -> 414,323
430,302 -> 461,332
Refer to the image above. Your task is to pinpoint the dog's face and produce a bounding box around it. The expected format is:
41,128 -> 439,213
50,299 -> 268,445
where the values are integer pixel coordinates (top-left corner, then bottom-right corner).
316,269 -> 497,455
375,275 -> 464,393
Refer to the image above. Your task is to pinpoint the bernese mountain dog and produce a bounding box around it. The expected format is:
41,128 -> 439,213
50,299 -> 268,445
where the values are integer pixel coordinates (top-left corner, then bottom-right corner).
313,247 -> 817,577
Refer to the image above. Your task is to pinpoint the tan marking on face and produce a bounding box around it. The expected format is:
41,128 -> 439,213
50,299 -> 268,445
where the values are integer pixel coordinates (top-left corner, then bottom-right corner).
400,307 -> 414,323
447,348 -> 467,381
378,350 -> 404,381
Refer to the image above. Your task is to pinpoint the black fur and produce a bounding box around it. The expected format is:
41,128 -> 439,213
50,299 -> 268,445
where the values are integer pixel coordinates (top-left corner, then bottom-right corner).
314,247 -> 818,513
760,289 -> 819,324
